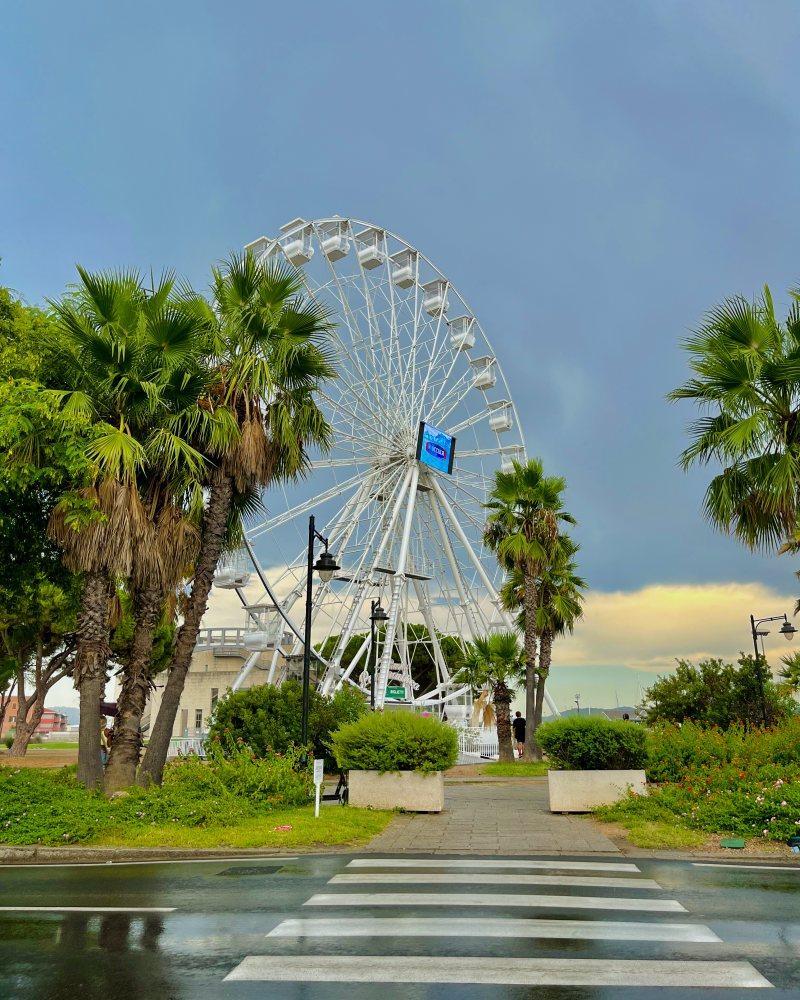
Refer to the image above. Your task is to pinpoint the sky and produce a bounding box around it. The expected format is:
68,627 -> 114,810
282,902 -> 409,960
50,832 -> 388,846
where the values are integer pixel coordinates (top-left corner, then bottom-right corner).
3,1 -> 800,710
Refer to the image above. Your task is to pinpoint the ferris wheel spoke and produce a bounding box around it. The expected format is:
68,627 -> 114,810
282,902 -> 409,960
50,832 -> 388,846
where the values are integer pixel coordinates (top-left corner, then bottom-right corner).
446,409 -> 489,436
310,227 -> 390,408
248,471 -> 367,539
428,364 -> 479,426
409,298 -> 450,420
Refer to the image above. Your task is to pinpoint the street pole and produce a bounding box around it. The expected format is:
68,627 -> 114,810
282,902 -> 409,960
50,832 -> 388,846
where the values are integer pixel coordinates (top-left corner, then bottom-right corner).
301,515 -> 315,748
749,614 -> 769,728
370,600 -> 377,710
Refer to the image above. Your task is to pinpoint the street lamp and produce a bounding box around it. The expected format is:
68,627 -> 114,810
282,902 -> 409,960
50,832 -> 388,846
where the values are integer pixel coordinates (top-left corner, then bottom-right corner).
749,612 -> 796,726
369,600 -> 389,709
301,515 -> 340,749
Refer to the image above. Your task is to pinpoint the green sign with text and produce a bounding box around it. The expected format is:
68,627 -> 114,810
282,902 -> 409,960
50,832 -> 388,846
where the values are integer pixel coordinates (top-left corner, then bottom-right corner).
386,685 -> 406,700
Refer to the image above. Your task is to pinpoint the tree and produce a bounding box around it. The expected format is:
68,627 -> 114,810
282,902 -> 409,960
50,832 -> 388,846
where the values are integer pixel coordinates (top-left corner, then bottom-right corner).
46,267 -> 211,789
2,581 -> 77,755
501,535 -> 586,733
642,655 -> 794,729
778,651 -> 800,695
207,680 -> 366,768
457,633 -> 524,762
139,252 -> 335,786
484,458 -> 575,759
0,290 -> 91,756
669,284 -> 800,552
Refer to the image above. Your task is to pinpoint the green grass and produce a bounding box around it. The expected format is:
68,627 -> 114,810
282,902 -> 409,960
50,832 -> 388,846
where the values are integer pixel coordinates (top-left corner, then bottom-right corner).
28,742 -> 78,750
481,761 -> 549,777
600,815 -> 708,850
91,805 -> 394,850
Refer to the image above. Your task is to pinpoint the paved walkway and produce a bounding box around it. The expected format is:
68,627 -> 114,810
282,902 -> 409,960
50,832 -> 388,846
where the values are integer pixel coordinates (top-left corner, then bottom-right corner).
366,779 -> 619,854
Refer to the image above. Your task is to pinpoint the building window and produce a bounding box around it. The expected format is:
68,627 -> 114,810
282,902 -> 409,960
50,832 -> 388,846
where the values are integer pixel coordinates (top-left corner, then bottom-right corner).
194,709 -> 203,730
210,688 -> 219,712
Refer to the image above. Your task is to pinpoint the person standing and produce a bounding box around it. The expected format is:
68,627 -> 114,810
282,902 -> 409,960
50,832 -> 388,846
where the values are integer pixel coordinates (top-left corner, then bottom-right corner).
512,710 -> 526,759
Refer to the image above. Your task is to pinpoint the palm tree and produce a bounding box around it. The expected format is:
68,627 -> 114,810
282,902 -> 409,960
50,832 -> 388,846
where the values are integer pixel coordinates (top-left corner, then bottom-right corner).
669,285 -> 800,552
483,458 -> 575,760
138,252 -> 335,786
778,651 -> 800,696
458,632 -> 524,762
48,268 -> 212,789
501,536 -> 586,732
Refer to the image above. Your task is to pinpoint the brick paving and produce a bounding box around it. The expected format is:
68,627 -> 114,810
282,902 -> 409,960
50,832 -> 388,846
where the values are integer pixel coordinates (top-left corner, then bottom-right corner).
365,779 -> 619,855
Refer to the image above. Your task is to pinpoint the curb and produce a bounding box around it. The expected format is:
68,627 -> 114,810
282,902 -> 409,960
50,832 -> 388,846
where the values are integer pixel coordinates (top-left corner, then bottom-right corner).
0,845 -> 341,865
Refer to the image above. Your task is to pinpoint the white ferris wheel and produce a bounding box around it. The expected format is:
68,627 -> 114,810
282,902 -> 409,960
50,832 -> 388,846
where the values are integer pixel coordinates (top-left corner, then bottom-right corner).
210,216 -> 558,717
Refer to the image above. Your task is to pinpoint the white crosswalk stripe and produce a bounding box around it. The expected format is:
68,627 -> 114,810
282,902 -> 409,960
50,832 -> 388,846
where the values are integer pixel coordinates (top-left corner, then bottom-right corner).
268,915 -> 722,942
225,955 -> 772,987
306,890 -> 686,911
225,856 -> 774,988
349,856 -> 641,872
330,872 -> 665,889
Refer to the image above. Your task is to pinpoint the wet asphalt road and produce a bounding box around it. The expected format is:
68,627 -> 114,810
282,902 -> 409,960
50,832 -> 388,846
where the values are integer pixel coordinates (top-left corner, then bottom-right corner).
0,853 -> 799,998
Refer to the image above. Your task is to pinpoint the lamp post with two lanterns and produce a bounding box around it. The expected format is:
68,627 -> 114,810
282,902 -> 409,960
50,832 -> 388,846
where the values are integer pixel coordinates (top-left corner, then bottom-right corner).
749,612 -> 796,727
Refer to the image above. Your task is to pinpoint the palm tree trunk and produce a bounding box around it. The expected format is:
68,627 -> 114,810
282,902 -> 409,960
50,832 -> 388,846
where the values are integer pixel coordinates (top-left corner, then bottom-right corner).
522,571 -> 540,760
104,585 -> 163,794
138,472 -> 233,787
74,571 -> 113,789
533,628 -> 553,734
493,681 -> 514,762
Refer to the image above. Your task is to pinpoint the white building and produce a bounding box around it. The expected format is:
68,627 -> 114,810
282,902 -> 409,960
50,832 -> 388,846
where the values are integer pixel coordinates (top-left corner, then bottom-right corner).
142,626 -> 298,740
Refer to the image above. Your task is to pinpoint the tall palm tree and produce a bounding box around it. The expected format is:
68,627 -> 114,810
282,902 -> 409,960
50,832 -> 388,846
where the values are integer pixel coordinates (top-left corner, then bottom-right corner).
484,458 -> 575,760
669,285 -> 800,551
138,252 -> 335,786
501,537 -> 586,732
458,632 -> 524,763
48,268 -> 212,789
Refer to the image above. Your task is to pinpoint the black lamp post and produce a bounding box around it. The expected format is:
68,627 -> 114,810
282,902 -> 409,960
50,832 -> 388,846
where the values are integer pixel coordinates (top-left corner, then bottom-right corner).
301,515 -> 340,749
369,600 -> 388,709
749,612 -> 796,726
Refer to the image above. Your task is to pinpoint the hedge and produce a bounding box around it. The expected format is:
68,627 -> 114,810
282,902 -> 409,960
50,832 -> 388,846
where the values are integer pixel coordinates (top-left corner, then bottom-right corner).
330,711 -> 458,774
537,715 -> 647,770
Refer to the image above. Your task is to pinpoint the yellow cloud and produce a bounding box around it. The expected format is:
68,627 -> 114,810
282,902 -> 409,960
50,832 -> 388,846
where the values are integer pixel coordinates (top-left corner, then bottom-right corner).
557,581 -> 797,674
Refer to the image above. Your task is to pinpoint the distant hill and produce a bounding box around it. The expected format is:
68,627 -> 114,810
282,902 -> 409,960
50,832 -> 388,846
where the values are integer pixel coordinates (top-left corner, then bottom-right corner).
542,706 -> 639,722
49,705 -> 80,725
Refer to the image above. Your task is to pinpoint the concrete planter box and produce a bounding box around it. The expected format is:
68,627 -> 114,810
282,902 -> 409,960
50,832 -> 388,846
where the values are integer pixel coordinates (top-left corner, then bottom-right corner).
348,769 -> 444,812
547,769 -> 647,813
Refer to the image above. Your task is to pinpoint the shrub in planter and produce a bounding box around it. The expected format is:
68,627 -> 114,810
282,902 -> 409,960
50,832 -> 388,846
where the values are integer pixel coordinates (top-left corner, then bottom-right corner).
538,716 -> 647,770
330,711 -> 458,774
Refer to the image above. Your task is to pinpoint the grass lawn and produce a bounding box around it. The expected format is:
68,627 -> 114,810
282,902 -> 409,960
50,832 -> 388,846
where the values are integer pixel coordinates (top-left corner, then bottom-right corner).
28,742 -> 79,750
481,761 -> 549,777
91,804 -> 395,850
597,814 -> 708,850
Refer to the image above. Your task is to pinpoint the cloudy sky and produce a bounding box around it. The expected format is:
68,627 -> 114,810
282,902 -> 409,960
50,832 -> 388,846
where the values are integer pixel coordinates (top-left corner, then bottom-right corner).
4,2 -> 800,709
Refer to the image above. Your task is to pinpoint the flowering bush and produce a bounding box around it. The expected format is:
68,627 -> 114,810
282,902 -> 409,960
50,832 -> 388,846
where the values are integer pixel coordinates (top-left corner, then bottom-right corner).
602,719 -> 800,843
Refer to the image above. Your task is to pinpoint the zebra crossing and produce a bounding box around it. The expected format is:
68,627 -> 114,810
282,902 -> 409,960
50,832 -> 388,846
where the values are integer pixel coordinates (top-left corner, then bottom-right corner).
224,855 -> 774,989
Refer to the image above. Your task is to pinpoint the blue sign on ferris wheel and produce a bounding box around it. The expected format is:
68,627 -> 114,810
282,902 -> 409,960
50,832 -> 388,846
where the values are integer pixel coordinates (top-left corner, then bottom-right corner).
416,421 -> 456,475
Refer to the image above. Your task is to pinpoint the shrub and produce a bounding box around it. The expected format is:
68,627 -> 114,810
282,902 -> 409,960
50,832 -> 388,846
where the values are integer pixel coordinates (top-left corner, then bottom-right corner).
208,679 -> 367,768
3,736 -> 12,749
537,716 -> 647,770
330,711 -> 458,773
0,746 -> 315,845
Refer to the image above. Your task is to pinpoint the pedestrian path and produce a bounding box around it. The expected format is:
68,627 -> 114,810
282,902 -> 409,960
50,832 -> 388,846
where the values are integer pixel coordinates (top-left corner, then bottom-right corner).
366,779 -> 619,853
224,855 -> 774,989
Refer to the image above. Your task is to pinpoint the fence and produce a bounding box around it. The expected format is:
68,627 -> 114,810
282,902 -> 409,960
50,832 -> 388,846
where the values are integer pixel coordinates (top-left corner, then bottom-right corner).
167,737 -> 207,759
456,727 -> 499,760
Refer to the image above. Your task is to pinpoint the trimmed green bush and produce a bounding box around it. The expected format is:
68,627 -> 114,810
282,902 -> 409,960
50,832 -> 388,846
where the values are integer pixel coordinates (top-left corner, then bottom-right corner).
208,679 -> 367,768
330,711 -> 458,774
537,716 -> 647,770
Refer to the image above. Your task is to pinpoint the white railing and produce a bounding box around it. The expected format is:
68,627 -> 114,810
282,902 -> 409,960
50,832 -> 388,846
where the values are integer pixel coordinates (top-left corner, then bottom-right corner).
457,727 -> 499,759
196,627 -> 248,649
167,737 -> 207,759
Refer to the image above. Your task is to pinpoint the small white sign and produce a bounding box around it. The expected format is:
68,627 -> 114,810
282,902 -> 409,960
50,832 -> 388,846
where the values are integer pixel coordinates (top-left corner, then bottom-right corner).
313,759 -> 324,818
